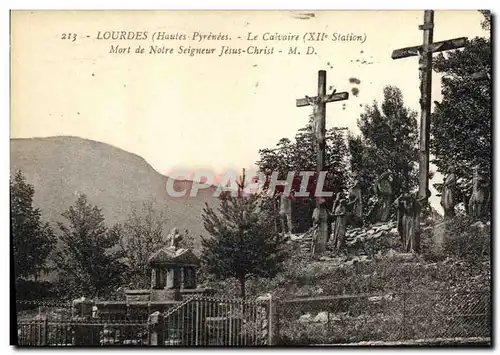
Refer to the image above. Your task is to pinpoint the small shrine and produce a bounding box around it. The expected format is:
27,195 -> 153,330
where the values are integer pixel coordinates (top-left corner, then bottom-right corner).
124,228 -> 214,304
149,245 -> 199,290
150,227 -> 199,290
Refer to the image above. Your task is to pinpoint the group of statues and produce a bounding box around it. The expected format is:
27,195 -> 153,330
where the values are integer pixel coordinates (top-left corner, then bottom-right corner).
440,165 -> 491,220
278,163 -> 491,255
154,164 -> 490,260
327,169 -> 406,253
275,170 -> 397,244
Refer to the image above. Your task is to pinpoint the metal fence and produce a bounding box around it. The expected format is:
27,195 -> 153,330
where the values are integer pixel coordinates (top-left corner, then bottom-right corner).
16,296 -> 269,346
17,318 -> 150,346
275,290 -> 491,345
158,296 -> 268,346
16,290 -> 491,346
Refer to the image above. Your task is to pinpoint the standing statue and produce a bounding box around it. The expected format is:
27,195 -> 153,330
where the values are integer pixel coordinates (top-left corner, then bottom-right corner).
372,170 -> 393,222
166,227 -> 183,250
311,198 -> 328,255
347,176 -> 363,227
400,193 -> 425,253
394,193 -> 406,245
312,200 -> 326,231
468,165 -> 490,218
331,193 -> 348,252
279,190 -> 293,235
440,167 -> 457,219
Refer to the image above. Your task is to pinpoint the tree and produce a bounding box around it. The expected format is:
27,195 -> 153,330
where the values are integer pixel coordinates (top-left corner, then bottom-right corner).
479,10 -> 490,31
256,118 -> 350,231
348,86 -> 419,206
201,173 -> 287,298
118,201 -> 167,289
431,13 -> 491,195
54,194 -> 125,299
10,171 -> 55,282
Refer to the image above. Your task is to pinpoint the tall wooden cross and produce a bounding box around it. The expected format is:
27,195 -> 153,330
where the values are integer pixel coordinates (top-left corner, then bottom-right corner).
392,10 -> 467,208
296,70 -> 349,254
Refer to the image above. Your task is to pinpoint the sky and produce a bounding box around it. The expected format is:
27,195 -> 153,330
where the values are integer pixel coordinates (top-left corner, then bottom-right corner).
10,10 -> 489,211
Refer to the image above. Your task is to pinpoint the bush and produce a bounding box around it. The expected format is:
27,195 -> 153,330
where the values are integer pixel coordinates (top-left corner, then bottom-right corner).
278,309 -> 404,345
16,279 -> 57,302
442,216 -> 490,263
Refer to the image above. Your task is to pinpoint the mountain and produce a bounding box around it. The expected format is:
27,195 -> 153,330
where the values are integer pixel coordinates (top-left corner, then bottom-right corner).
10,136 -> 220,252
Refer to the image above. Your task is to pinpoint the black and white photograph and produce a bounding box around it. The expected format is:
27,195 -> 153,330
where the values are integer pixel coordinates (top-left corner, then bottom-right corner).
10,9 -> 492,347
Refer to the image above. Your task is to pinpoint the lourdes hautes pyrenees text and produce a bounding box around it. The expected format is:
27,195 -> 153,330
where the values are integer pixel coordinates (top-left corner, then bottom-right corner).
60,30 -> 367,57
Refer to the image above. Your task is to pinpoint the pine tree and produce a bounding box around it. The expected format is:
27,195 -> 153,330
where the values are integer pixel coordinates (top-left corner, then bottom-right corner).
54,194 -> 125,299
11,170 -> 55,281
201,172 -> 287,298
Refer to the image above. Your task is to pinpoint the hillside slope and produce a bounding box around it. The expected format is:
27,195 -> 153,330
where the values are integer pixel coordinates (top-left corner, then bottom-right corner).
10,136 -> 220,252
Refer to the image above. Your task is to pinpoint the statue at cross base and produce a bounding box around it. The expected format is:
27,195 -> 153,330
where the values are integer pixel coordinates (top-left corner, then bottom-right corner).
370,169 -> 394,223
440,166 -> 457,219
278,183 -> 293,235
331,193 -> 348,252
395,192 -> 426,254
311,198 -> 328,256
346,174 -> 363,227
468,165 -> 490,219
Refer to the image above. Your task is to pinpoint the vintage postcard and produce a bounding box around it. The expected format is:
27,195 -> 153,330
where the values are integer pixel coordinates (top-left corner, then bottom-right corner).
11,10 -> 491,347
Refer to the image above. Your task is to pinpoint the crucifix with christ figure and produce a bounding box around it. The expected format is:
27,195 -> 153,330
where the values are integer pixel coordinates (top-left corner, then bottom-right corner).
296,70 -> 349,255
391,10 -> 467,208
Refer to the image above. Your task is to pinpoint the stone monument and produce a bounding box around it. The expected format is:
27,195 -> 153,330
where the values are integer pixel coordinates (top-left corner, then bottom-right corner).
128,228 -> 211,302
149,245 -> 198,295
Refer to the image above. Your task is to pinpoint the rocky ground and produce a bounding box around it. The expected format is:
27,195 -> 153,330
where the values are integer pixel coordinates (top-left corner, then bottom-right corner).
288,220 -> 405,261
287,218 -> 490,262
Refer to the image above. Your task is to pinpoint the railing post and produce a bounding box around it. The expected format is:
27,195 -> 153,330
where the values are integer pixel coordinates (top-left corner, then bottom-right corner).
71,297 -> 95,345
268,296 -> 274,346
37,306 -> 42,346
148,311 -> 164,346
273,297 -> 280,346
43,317 -> 48,346
195,300 -> 200,346
257,293 -> 279,346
